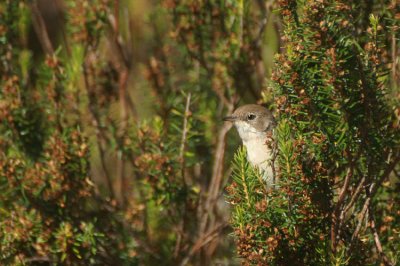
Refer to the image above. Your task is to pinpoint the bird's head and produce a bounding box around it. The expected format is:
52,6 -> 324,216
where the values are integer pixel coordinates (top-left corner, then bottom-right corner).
224,104 -> 276,142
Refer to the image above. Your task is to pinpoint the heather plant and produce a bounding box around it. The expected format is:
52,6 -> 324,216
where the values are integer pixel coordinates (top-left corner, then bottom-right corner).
227,0 -> 400,265
0,1 -> 137,264
0,0 -> 273,265
0,0 -> 398,265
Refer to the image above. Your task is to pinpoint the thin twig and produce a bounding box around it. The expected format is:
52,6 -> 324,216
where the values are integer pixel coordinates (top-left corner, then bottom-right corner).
254,0 -> 272,48
83,60 -> 115,199
208,106 -> 235,205
369,153 -> 400,198
179,93 -> 192,173
369,204 -> 394,266
350,191 -> 371,246
349,153 -> 399,251
196,105 -> 233,263
343,176 -> 365,215
173,93 -> 192,258
390,0 -> 398,89
53,0 -> 71,57
198,107 -> 233,236
108,4 -> 133,207
108,14 -> 131,69
179,223 -> 228,266
117,68 -> 129,207
29,0 -> 54,55
331,153 -> 354,253
25,256 -> 52,263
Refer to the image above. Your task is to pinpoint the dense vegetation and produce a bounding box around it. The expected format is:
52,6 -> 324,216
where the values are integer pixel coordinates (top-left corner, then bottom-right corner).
0,0 -> 398,265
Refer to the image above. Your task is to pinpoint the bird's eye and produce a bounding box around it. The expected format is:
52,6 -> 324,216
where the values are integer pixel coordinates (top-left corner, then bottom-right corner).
247,114 -> 256,120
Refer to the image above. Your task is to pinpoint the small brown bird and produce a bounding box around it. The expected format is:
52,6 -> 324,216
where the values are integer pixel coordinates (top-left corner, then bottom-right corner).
224,104 -> 277,185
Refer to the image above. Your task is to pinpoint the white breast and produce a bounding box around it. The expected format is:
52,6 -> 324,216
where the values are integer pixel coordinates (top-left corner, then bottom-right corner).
235,121 -> 275,185
243,138 -> 273,168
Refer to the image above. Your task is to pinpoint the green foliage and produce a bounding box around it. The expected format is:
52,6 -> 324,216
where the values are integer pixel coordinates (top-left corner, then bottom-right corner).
227,122 -> 331,265
0,1 -> 137,264
227,0 -> 400,265
1,0 -> 271,264
0,0 -> 398,265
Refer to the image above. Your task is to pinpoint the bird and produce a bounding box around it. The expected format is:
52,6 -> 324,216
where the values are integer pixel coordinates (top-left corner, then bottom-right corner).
224,104 -> 277,186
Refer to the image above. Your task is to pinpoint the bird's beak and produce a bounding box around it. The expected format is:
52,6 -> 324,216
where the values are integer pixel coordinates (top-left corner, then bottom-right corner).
223,115 -> 237,122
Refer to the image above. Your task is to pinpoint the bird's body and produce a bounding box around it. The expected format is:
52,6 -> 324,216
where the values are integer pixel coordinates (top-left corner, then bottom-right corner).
224,104 -> 277,186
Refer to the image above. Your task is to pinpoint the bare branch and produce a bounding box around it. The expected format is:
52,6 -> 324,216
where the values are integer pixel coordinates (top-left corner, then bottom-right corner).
350,152 -> 399,251
343,176 -> 365,215
83,59 -> 115,200
350,192 -> 371,248
173,93 -> 192,258
200,106 -> 234,229
369,205 -> 394,266
29,0 -> 54,55
196,103 -> 234,263
253,0 -> 273,48
179,93 -> 192,168
179,223 -> 228,266
25,256 -> 52,263
369,153 -> 400,198
331,153 -> 354,253
107,3 -> 135,207
391,4 -> 398,89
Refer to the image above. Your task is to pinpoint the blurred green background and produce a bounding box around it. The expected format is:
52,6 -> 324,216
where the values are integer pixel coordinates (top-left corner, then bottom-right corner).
0,0 -> 399,265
